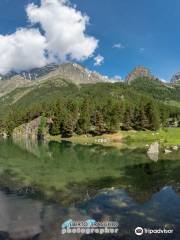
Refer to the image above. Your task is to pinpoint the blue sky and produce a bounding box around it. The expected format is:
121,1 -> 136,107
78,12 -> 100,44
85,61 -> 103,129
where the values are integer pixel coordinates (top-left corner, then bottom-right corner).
0,0 -> 180,81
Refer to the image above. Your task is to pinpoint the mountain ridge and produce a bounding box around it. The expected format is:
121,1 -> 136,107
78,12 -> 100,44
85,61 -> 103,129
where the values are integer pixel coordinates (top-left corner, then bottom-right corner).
0,62 -> 114,97
0,62 -> 112,82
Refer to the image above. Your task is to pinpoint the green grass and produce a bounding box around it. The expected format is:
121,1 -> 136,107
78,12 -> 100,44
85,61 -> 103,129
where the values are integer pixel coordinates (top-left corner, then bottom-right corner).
123,128 -> 180,147
45,128 -> 180,149
164,100 -> 180,108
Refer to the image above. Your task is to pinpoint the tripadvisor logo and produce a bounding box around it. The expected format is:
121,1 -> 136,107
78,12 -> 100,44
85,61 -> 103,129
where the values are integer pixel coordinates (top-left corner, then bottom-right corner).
135,227 -> 174,236
135,227 -> 143,236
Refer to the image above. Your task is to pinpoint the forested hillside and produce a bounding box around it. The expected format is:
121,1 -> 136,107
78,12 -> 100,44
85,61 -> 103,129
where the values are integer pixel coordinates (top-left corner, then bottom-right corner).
1,76 -> 180,138
131,77 -> 180,102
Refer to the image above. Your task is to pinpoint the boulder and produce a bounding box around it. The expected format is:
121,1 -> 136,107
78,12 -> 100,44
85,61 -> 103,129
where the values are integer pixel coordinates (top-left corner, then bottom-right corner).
172,146 -> 178,151
164,149 -> 172,154
147,142 -> 159,161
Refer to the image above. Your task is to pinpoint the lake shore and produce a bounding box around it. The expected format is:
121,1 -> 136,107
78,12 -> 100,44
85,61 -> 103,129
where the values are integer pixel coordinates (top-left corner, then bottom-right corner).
45,128 -> 180,148
45,132 -> 123,148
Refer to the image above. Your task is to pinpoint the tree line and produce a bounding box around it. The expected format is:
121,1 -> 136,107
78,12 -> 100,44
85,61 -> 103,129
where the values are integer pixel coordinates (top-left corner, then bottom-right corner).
3,94 -> 179,138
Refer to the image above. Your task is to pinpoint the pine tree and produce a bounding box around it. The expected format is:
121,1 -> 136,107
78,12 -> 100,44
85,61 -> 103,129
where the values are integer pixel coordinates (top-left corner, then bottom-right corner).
92,110 -> 105,135
146,102 -> 160,130
76,99 -> 91,134
61,115 -> 74,138
122,105 -> 133,130
49,118 -> 60,135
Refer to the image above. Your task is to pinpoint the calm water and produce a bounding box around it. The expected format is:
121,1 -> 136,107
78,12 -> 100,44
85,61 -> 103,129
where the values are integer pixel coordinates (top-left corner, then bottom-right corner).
0,139 -> 180,239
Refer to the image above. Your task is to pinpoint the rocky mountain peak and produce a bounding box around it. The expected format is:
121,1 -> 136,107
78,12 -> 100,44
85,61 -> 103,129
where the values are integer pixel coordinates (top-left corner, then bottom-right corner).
125,66 -> 154,83
171,72 -> 180,85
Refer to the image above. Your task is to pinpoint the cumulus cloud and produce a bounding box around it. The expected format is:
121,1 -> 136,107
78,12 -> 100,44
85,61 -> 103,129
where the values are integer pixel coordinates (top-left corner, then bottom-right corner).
0,28 -> 47,74
94,55 -> 104,66
27,0 -> 98,62
0,0 -> 98,74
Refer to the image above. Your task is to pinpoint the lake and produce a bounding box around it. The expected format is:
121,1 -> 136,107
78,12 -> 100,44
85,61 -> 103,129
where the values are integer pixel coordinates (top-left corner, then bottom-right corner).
0,139 -> 180,239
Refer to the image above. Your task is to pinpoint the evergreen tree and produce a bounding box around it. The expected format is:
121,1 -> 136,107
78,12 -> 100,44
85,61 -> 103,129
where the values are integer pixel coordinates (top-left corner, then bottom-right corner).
146,102 -> 160,130
61,115 -> 75,138
76,99 -> 91,134
91,110 -> 105,135
122,105 -> 134,130
49,118 -> 61,135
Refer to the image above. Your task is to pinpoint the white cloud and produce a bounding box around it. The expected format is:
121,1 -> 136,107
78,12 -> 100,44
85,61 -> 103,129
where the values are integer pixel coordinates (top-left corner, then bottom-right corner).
0,0 -> 98,74
114,75 -> 122,80
113,43 -> 125,49
0,28 -> 47,74
160,78 -> 167,83
94,55 -> 104,66
27,0 -> 98,62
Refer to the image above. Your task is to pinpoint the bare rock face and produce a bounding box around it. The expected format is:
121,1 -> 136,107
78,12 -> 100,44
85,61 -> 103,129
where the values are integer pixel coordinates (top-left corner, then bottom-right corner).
0,63 -> 108,85
12,117 -> 48,141
125,66 -> 154,83
37,63 -> 109,84
171,72 -> 180,85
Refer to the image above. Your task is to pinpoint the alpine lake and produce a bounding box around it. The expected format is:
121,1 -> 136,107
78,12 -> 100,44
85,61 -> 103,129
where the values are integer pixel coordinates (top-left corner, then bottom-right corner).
0,138 -> 180,240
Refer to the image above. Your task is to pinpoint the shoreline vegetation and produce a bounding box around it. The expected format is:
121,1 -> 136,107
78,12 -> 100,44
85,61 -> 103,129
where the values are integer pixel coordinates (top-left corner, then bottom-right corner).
45,128 -> 180,149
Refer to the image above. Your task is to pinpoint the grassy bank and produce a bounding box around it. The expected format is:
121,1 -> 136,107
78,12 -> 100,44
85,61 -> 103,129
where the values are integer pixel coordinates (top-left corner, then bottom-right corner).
45,132 -> 123,148
45,128 -> 180,148
124,128 -> 180,148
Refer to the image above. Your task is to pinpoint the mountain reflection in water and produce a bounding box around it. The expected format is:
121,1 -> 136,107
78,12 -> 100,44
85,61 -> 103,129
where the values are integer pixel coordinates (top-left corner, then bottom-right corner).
0,187 -> 179,240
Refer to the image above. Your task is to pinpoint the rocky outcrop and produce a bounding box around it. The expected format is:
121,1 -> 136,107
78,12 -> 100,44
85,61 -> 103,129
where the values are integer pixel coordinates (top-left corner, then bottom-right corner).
171,72 -> 180,85
37,63 -> 110,84
12,117 -> 48,141
125,66 -> 154,83
164,149 -> 172,154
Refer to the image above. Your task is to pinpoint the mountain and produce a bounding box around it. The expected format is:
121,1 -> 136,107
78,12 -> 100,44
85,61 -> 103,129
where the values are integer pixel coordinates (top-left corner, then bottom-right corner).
0,64 -> 59,81
0,76 -> 31,98
125,66 -> 156,83
1,64 -> 180,117
0,62 -> 109,83
0,63 -> 112,97
123,66 -> 180,104
171,72 -> 180,85
35,63 -> 111,84
1,64 -> 180,107
0,64 -> 180,137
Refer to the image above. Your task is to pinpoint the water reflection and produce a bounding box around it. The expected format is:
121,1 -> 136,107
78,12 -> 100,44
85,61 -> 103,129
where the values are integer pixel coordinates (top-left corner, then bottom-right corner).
147,152 -> 159,161
0,186 -> 180,240
0,140 -> 180,239
0,191 -> 42,239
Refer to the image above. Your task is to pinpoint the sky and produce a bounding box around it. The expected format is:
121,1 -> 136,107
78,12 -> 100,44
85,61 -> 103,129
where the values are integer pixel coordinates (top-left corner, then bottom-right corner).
0,0 -> 180,81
